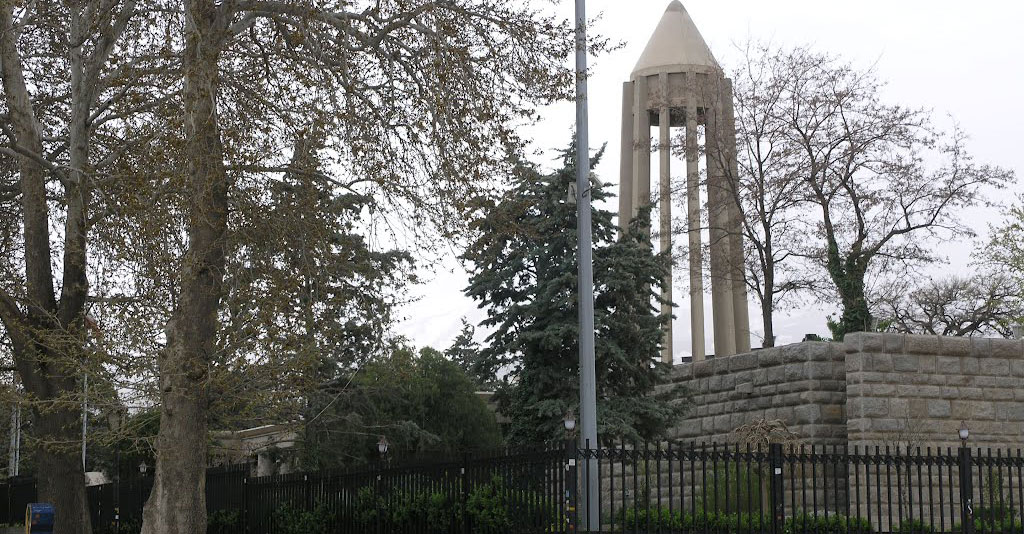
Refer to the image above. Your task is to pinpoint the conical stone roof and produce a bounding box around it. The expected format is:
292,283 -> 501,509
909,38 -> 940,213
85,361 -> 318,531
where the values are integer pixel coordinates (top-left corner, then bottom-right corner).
632,1 -> 719,77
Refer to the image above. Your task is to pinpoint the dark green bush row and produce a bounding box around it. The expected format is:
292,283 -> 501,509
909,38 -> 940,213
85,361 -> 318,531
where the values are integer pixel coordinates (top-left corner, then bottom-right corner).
785,512 -> 872,534
951,518 -> 1024,534
271,475 -> 561,534
618,508 -> 872,534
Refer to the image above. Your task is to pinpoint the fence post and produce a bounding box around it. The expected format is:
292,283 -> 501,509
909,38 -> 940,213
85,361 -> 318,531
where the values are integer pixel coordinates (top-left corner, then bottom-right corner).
241,475 -> 248,534
461,452 -> 471,534
565,439 -> 577,534
959,447 -> 975,534
770,443 -> 785,534
304,473 -> 311,512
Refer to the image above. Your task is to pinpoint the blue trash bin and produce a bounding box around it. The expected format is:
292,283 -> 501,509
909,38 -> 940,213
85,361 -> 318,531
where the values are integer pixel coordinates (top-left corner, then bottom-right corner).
25,503 -> 54,534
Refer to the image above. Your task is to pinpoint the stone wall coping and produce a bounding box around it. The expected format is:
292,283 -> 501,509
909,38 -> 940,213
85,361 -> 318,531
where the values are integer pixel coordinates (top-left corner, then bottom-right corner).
670,341 -> 840,381
844,332 -> 1024,359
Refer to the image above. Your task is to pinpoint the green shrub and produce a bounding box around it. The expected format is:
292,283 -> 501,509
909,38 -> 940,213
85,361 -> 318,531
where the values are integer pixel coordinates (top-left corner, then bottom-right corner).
619,507 -> 678,530
784,512 -> 872,534
698,464 -> 767,514
341,475 -> 559,533
272,503 -> 334,534
975,505 -> 1018,523
895,519 -> 935,534
619,508 -> 791,533
952,517 -> 1024,534
207,509 -> 241,534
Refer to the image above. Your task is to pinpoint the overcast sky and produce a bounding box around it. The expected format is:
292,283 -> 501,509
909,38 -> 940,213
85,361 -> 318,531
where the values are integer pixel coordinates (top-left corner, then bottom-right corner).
395,0 -> 1024,360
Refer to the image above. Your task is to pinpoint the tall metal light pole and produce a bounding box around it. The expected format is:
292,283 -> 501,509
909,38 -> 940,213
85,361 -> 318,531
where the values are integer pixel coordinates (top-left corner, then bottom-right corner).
573,0 -> 600,529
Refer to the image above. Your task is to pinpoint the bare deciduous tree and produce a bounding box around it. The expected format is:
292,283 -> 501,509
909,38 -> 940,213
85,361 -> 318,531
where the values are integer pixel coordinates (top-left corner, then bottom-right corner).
763,47 -> 1012,339
721,41 -> 818,347
879,274 -> 1024,337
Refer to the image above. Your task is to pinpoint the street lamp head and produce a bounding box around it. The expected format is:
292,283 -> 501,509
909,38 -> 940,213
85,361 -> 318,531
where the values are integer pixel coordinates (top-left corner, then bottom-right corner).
958,422 -> 969,443
377,436 -> 389,456
138,461 -> 148,475
563,412 -> 576,432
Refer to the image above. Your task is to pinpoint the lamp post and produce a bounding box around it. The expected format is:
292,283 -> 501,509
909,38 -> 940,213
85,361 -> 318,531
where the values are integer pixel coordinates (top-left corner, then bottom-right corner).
958,422 -> 975,534
377,436 -> 389,459
110,412 -> 121,533
563,412 -> 577,438
572,0 -> 599,528
375,437 -> 389,534
563,412 -> 578,534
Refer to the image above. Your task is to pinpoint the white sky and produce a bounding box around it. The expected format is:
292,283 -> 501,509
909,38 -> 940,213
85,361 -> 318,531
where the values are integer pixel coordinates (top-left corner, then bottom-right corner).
395,0 -> 1024,360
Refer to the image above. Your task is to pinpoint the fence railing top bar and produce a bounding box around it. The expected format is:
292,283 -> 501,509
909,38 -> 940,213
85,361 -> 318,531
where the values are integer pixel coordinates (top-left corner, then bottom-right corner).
568,440 -> 1024,464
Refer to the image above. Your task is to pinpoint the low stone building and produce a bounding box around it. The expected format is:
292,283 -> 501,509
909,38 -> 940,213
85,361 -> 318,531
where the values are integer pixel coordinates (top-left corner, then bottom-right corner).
212,424 -> 300,477
663,332 -> 1024,449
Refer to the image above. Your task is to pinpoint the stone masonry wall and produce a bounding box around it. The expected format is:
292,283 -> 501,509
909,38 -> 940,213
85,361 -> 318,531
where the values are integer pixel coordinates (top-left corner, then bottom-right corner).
662,341 -> 847,444
844,332 -> 1024,449
663,333 -> 1024,449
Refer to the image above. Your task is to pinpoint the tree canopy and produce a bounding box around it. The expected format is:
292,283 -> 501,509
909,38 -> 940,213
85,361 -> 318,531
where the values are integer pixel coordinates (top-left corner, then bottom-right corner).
303,344 -> 502,468
463,141 -> 680,445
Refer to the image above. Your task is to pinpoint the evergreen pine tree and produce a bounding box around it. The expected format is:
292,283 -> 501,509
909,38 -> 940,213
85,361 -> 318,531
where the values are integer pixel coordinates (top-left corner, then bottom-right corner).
463,140 -> 680,444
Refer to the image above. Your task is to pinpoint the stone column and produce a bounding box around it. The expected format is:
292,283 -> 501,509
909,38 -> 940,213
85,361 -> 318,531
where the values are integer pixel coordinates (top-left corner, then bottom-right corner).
705,79 -> 736,358
721,78 -> 751,353
685,72 -> 705,361
618,81 -> 635,235
632,75 -> 651,224
658,73 -> 672,364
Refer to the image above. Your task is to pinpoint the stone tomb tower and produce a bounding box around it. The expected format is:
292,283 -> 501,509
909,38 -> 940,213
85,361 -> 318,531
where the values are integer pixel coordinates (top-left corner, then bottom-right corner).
618,1 -> 750,363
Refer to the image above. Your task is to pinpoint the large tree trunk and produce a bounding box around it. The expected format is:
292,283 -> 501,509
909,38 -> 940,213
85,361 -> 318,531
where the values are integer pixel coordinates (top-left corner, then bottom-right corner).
32,399 -> 93,533
761,299 -> 775,348
828,253 -> 872,339
141,1 -> 227,532
761,254 -> 776,348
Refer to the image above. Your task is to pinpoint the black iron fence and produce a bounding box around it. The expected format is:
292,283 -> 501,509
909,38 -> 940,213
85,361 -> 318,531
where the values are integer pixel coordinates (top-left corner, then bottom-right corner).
0,441 -> 1021,533
576,442 -> 1024,534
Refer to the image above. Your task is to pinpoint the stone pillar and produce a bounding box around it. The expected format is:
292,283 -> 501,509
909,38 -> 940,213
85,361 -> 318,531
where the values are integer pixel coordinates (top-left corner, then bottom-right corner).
618,81 -> 634,234
685,72 -> 705,362
632,75 -> 651,223
658,78 -> 672,364
721,79 -> 751,353
705,83 -> 736,358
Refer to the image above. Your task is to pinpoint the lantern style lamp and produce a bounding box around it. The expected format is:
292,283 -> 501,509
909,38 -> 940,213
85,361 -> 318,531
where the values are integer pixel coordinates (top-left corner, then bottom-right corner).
377,436 -> 389,458
563,412 -> 577,440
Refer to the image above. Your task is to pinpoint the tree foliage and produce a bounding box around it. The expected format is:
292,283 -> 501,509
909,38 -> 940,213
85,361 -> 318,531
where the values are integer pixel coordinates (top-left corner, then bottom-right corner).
0,0 -> 165,529
463,141 -> 679,445
0,0 -> 600,530
445,318 -> 493,389
303,345 -> 503,469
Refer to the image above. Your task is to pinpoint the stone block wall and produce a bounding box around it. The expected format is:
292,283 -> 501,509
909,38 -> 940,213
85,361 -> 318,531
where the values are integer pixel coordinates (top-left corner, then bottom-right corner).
664,333 -> 1024,449
662,341 -> 847,444
845,332 -> 1024,450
